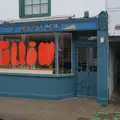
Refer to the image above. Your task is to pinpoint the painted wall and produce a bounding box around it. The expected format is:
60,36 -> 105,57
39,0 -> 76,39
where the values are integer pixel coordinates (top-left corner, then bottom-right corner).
108,44 -> 116,100
0,73 -> 75,99
0,0 -> 106,20
107,0 -> 120,36
107,0 -> 120,9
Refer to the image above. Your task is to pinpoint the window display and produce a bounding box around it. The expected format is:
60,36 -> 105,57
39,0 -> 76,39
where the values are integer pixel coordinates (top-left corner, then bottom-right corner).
58,33 -> 72,74
0,33 -> 72,75
0,33 -> 55,74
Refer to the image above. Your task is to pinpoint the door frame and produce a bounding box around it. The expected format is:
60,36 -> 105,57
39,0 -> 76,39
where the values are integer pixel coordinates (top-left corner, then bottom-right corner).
74,39 -> 97,74
74,39 -> 97,98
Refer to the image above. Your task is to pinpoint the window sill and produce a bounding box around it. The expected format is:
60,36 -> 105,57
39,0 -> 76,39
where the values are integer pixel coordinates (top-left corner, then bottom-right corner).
20,13 -> 51,18
0,69 -> 53,74
0,69 -> 74,77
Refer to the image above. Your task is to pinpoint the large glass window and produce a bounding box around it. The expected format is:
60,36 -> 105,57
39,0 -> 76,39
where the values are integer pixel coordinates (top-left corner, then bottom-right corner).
0,33 -> 55,74
0,33 -> 72,75
24,0 -> 49,15
58,33 -> 72,74
88,47 -> 97,72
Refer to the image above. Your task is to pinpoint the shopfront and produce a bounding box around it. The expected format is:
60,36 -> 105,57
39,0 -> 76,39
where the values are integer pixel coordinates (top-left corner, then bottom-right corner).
0,11 -> 109,104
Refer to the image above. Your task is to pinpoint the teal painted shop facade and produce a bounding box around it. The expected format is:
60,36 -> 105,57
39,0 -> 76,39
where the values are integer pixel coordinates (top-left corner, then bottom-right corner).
0,11 -> 109,104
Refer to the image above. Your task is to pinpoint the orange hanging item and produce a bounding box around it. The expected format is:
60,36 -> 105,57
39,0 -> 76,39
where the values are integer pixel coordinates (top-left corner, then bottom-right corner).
45,42 -> 50,65
0,41 -> 10,66
26,41 -> 37,66
38,42 -> 55,66
19,41 -> 26,65
0,41 -> 9,49
29,41 -> 36,47
38,42 -> 46,66
1,49 -> 10,66
11,42 -> 19,66
47,42 -> 55,65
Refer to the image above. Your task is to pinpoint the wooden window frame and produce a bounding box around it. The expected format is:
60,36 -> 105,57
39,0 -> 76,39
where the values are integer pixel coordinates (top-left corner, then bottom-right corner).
19,0 -> 51,18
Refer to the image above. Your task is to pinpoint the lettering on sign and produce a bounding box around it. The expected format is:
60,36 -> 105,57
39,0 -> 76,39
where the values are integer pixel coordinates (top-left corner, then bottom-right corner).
46,24 -> 52,29
0,41 -> 55,66
11,26 -> 15,32
29,25 -> 35,30
56,24 -> 60,29
15,24 -> 61,32
20,26 -> 26,31
37,24 -> 44,30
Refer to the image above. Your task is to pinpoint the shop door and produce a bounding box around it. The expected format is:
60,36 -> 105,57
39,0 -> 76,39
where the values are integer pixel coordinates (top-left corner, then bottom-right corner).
75,45 -> 97,98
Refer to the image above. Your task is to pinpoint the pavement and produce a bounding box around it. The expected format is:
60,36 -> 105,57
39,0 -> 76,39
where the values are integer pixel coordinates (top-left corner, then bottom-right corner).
0,97 -> 119,120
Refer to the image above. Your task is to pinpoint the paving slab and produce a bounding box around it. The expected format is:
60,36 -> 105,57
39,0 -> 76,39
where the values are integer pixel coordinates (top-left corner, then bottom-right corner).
0,97 -> 119,120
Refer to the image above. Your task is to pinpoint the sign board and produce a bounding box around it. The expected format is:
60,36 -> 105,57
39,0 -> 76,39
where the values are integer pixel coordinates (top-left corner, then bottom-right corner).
0,19 -> 97,34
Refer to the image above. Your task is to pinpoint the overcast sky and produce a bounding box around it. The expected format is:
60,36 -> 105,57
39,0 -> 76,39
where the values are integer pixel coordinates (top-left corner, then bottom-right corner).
0,0 -> 106,20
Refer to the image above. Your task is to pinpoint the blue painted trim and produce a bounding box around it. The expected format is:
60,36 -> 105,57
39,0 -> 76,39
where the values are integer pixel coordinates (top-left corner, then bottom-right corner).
0,19 -> 97,35
74,38 -> 97,98
97,98 -> 109,104
0,74 -> 75,100
97,31 -> 109,104
0,72 -> 75,77
76,95 -> 97,99
71,38 -> 76,96
73,38 -> 76,74
71,38 -> 73,73
55,33 -> 59,74
0,92 -> 74,100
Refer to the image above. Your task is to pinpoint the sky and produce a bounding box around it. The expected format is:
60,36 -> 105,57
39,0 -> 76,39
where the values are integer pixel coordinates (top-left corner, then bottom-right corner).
0,0 -> 106,20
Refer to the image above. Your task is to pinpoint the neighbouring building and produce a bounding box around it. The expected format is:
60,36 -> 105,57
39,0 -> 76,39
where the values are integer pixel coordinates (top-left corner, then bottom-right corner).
106,0 -> 120,102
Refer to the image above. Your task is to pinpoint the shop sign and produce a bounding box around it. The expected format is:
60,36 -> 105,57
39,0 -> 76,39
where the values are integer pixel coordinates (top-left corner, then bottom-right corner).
13,24 -> 61,32
0,41 -> 55,66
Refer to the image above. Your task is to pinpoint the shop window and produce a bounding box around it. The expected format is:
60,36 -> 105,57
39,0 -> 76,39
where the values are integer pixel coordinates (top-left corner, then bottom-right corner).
77,48 -> 87,72
19,0 -> 51,18
0,33 -> 56,74
88,47 -> 97,72
58,33 -> 72,74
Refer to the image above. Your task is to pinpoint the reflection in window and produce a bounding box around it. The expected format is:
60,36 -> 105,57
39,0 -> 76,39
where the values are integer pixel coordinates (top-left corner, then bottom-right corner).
77,48 -> 81,72
88,47 -> 97,72
0,33 -> 56,74
77,48 -> 87,72
58,33 -> 72,74
25,6 -> 32,15
41,0 -> 48,3
33,0 -> 40,4
24,0 -> 49,15
25,0 -> 32,5
33,5 -> 41,14
41,4 -> 48,13
81,48 -> 87,72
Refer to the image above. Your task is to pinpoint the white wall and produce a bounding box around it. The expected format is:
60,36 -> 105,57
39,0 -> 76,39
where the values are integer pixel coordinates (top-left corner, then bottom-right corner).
0,0 -> 19,20
107,0 -> 120,9
108,10 -> 120,36
107,0 -> 120,36
0,0 -> 106,20
51,0 -> 105,17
